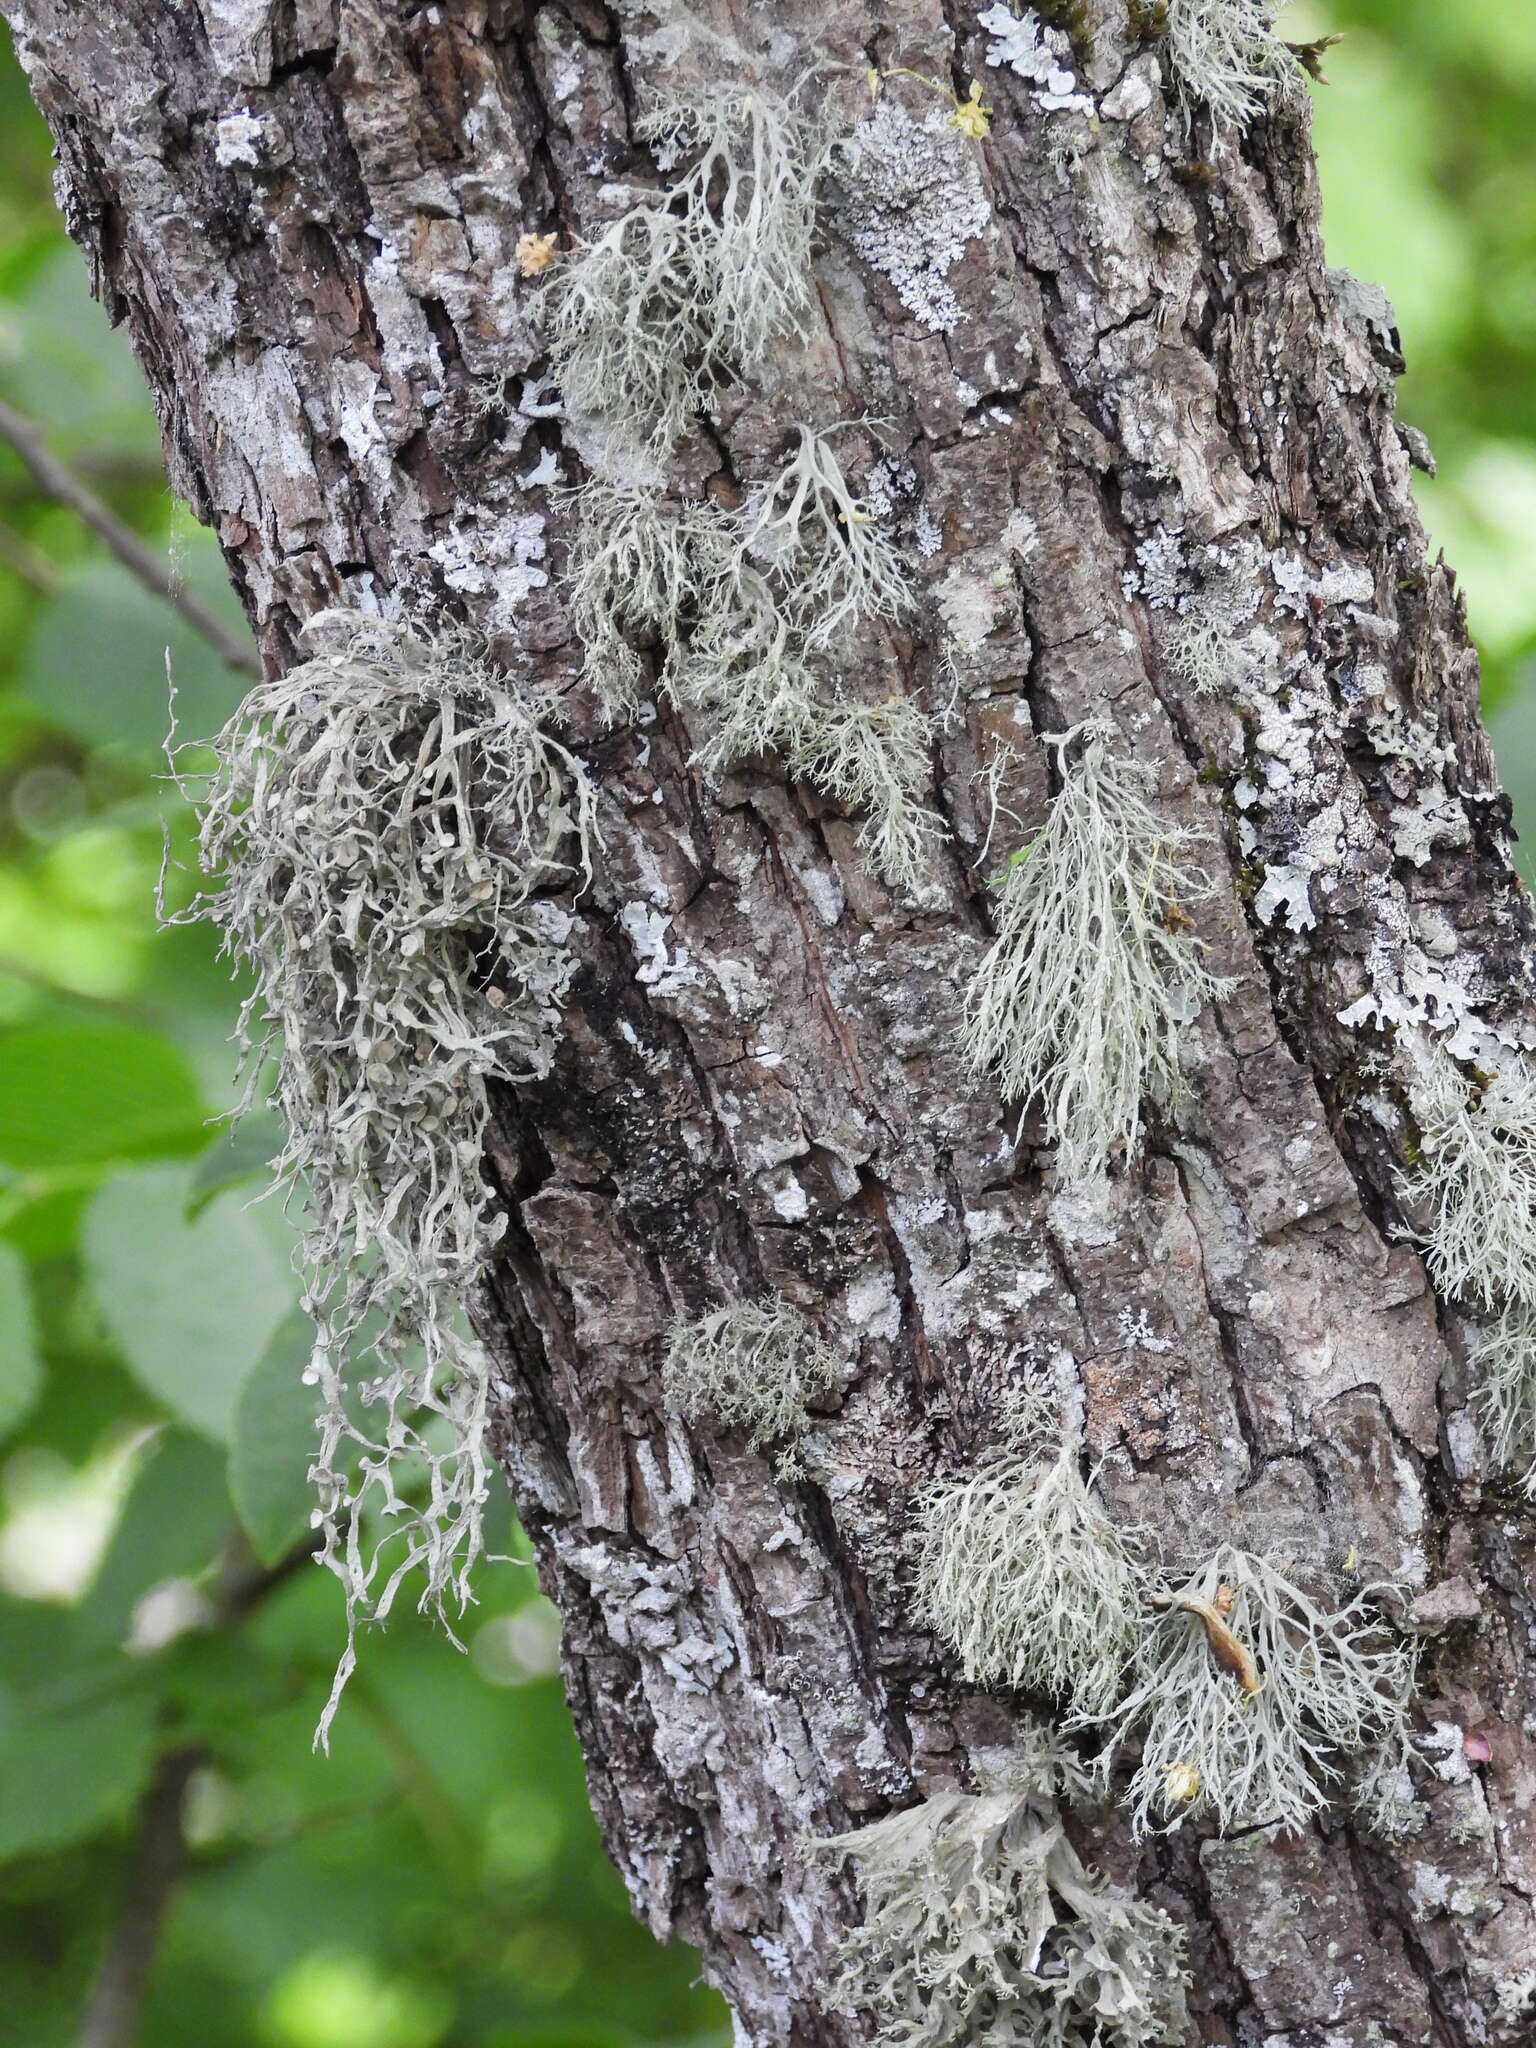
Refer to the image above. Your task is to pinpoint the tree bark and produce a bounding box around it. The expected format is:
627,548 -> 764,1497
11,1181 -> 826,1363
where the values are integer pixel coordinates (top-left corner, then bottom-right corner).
8,2 -> 1535,2041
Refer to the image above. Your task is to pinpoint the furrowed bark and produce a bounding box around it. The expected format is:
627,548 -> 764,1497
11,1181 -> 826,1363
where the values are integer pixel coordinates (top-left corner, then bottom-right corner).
7,2 -> 1535,2041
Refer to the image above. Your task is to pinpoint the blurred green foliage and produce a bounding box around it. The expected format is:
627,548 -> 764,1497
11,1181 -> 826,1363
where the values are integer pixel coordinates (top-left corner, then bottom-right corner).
0,7 -> 1531,2043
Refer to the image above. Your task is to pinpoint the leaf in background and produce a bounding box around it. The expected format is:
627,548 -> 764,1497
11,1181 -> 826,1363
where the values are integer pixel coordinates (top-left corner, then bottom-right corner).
75,1427 -> 232,1649
15,548 -> 251,764
229,1310 -> 321,1567
83,1161 -> 295,1442
0,1686 -> 158,1864
0,1243 -> 40,1438
188,1110 -> 284,1216
0,1021 -> 206,1171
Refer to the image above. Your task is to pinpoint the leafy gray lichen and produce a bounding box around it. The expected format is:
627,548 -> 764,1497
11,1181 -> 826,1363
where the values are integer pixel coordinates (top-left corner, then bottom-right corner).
662,1299 -> 840,1467
829,96 -> 991,334
179,611 -> 597,1733
820,1747 -> 1189,2048
1088,1547 -> 1417,1838
962,721 -> 1230,1184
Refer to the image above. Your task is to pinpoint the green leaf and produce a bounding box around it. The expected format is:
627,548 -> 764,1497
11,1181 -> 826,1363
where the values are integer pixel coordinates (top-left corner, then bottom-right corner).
15,550 -> 251,763
0,1244 -> 41,1438
0,1021 -> 206,1172
229,1310 -> 321,1567
0,1687 -> 158,1864
75,1428 -> 232,1649
83,1161 -> 296,1442
188,1110 -> 283,1217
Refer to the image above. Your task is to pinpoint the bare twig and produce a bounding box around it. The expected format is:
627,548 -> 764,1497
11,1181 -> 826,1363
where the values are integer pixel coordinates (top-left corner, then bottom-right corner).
0,397 -> 260,678
74,1745 -> 203,2048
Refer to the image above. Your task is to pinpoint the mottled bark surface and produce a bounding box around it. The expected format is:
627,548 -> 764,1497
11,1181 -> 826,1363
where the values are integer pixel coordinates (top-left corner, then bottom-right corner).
8,1 -> 1536,2041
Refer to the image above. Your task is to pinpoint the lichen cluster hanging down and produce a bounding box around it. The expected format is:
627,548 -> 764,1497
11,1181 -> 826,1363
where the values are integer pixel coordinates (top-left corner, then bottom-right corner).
550,84 -> 945,890
820,1732 -> 1188,2048
962,720 -> 1230,1184
910,1407 -> 1143,1718
181,612 -> 597,1733
1400,1046 -> 1536,1492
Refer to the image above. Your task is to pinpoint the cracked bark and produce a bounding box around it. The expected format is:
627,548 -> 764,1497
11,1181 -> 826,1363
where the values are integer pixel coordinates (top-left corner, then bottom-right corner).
7,1 -> 1535,2041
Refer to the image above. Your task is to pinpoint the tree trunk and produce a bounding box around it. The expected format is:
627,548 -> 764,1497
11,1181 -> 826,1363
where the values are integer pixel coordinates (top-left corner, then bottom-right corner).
8,2 -> 1535,2041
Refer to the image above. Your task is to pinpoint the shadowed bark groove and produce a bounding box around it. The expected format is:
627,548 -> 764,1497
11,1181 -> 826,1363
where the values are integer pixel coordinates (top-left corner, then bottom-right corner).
7,1 -> 1535,2041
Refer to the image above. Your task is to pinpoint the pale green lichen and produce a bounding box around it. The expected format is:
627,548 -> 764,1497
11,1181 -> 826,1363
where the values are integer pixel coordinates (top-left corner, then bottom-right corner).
1400,1046 -> 1536,1307
549,85 -> 828,458
1468,1302 -> 1536,1496
1161,0 -> 1302,130
962,721 -> 1230,1184
1089,1547 -> 1417,1838
177,611 -> 597,1736
910,1428 -> 1144,1718
819,1745 -> 1188,2048
662,1299 -> 840,1466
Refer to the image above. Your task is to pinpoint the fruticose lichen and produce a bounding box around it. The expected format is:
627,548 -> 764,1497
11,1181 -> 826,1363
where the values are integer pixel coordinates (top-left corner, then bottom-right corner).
1468,1304 -> 1536,1496
564,425 -> 938,889
820,1737 -> 1189,2048
549,84 -> 828,459
1160,0 -> 1302,130
662,1299 -> 840,1467
829,95 -> 991,334
962,721 -> 1230,1184
911,1421 -> 1144,1717
180,611 -> 597,1733
1089,1548 -> 1417,1838
1400,1046 -> 1536,1306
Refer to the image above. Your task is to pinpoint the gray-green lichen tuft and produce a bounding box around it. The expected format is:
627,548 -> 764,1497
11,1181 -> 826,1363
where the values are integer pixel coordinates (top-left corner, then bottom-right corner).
819,1739 -> 1188,2048
962,721 -> 1230,1183
1087,1547 -> 1417,1837
1161,0 -> 1302,130
910,1416 -> 1144,1718
180,611 -> 597,1733
662,1299 -> 840,1468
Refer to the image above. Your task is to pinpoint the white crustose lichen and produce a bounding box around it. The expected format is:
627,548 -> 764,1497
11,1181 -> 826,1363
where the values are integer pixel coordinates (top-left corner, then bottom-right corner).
820,1736 -> 1189,2048
662,1299 -> 840,1467
1088,1547 -> 1417,1838
962,721 -> 1230,1184
549,85 -> 828,457
910,1424 -> 1144,1718
829,94 -> 992,334
179,611 -> 597,1733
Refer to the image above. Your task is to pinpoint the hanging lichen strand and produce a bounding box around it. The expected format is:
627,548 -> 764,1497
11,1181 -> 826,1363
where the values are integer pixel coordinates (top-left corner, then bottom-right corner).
910,1407 -> 1145,1718
550,84 -> 942,890
548,85 -> 827,461
819,1730 -> 1188,2048
1400,1045 -> 1536,1492
962,720 -> 1230,1184
183,613 -> 597,1734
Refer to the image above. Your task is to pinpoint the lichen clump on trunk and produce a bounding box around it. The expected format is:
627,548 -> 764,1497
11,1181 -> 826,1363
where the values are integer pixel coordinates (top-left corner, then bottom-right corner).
1160,0 -> 1302,129
962,720 -> 1229,1183
820,1735 -> 1188,2048
662,1299 -> 839,1469
181,611 -> 597,1732
1088,1547 -> 1416,1837
1400,1046 -> 1536,1492
910,1427 -> 1144,1717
